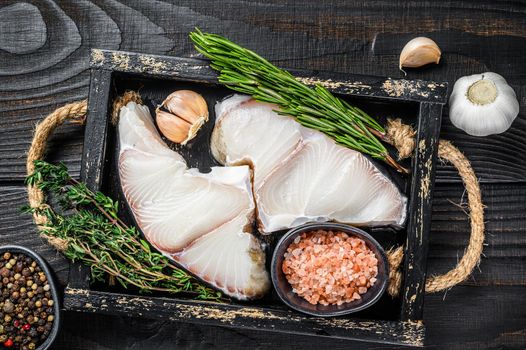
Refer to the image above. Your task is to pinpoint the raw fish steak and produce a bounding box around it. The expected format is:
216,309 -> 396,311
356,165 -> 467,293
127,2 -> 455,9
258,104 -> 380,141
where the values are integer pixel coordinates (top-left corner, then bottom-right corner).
118,102 -> 269,299
211,95 -> 407,233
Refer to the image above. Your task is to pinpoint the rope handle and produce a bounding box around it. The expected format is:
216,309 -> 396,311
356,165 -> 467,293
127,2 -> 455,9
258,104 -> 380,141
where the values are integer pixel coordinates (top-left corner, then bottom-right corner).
385,120 -> 485,295
26,98 -> 485,295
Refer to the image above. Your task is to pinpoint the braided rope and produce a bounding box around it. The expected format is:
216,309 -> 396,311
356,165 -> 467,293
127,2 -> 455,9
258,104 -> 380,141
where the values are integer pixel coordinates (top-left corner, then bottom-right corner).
385,119 -> 485,295
26,100 -> 88,252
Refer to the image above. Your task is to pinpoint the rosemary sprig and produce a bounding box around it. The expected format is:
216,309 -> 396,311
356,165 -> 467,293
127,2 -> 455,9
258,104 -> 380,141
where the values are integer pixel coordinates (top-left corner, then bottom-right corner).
24,160 -> 224,302
190,28 -> 406,173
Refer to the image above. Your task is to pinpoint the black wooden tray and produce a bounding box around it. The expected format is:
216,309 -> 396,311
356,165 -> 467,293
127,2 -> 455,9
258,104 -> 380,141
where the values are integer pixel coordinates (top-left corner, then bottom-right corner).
63,48 -> 447,347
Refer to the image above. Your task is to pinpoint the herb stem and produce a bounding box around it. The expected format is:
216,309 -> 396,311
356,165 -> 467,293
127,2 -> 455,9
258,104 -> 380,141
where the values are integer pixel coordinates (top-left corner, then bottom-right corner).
190,28 -> 406,172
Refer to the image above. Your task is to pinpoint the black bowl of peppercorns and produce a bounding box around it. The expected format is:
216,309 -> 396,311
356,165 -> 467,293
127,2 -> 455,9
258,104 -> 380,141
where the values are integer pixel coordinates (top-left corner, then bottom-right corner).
0,246 -> 60,350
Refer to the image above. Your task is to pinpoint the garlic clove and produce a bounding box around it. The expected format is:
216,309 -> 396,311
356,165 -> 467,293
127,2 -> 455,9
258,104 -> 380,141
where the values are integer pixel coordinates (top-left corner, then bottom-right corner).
156,110 -> 193,144
449,72 -> 519,137
399,37 -> 441,70
156,90 -> 209,145
162,90 -> 209,124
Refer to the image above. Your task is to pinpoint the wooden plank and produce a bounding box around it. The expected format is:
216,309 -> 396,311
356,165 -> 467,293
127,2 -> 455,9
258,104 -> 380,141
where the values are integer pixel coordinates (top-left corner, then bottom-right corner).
81,69 -> 112,190
400,102 -> 442,321
68,68 -> 114,290
90,49 -> 448,104
63,288 -> 425,347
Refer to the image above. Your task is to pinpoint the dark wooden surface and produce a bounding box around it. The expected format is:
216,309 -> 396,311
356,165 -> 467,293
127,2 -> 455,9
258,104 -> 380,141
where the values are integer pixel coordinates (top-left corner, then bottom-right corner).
0,1 -> 525,349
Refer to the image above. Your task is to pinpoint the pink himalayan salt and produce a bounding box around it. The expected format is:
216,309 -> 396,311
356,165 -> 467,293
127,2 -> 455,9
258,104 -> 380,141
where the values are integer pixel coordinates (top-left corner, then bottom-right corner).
282,230 -> 379,306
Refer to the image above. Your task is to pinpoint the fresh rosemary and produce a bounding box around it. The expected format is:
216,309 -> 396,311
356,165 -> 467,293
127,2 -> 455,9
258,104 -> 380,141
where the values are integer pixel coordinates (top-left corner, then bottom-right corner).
24,160 -> 223,302
190,28 -> 406,173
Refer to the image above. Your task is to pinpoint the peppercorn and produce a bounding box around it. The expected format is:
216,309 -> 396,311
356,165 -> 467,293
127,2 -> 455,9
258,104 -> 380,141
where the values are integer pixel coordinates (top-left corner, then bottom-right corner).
3,253 -> 11,260
3,338 -> 13,347
3,300 -> 14,313
26,280 -> 33,288
37,318 -> 45,326
4,314 -> 11,322
11,292 -> 19,301
21,268 -> 30,277
28,329 -> 37,338
22,324 -> 30,331
34,301 -> 41,308
36,326 -> 44,333
28,342 -> 35,350
14,262 -> 23,273
0,268 -> 10,278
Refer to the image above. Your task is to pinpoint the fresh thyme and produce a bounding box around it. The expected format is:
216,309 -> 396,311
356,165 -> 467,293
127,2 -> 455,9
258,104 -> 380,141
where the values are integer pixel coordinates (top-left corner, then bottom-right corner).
190,28 -> 406,173
24,160 -> 223,302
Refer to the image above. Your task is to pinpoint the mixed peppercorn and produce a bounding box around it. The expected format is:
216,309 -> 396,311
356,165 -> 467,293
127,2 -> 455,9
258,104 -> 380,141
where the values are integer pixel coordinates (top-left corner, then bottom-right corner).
0,252 -> 55,349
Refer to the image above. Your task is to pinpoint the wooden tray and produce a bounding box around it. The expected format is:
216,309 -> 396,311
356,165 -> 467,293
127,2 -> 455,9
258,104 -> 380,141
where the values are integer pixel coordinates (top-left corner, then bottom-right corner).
63,49 -> 447,347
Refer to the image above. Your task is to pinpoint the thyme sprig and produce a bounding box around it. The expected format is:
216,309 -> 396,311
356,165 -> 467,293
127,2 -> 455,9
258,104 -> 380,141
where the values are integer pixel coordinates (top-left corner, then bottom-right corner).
24,160 -> 224,302
190,28 -> 406,173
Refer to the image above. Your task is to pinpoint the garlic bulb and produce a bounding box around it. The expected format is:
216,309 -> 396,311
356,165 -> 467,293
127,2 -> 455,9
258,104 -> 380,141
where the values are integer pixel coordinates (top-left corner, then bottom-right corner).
156,90 -> 209,144
399,37 -> 441,70
449,72 -> 519,137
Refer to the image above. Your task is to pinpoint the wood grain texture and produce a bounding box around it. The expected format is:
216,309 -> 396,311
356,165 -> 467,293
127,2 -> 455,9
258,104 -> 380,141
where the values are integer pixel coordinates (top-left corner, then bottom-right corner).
1,0 -> 525,183
1,0 -> 525,349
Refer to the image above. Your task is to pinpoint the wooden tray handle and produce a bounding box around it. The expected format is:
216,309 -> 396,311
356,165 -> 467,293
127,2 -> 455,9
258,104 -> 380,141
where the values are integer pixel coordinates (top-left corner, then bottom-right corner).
26,100 -> 484,296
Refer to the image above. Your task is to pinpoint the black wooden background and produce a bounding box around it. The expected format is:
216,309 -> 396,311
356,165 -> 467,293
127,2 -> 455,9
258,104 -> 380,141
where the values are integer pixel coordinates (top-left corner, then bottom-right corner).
0,1 -> 525,349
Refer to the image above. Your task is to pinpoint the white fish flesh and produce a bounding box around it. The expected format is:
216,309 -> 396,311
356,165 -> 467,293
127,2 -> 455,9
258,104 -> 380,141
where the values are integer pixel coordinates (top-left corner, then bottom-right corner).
118,102 -> 269,299
211,95 -> 407,233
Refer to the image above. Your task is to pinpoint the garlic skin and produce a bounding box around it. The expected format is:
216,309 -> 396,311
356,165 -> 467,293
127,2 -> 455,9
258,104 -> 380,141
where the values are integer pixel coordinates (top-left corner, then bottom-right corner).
399,37 -> 441,70
156,90 -> 209,144
449,72 -> 519,137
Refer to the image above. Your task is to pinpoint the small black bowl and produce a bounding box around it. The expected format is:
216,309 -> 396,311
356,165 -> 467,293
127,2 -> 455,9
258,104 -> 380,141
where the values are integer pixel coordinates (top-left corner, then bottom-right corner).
0,245 -> 61,350
271,223 -> 389,317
